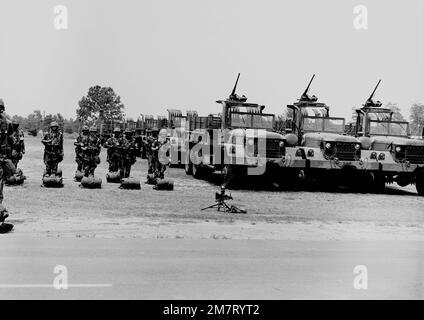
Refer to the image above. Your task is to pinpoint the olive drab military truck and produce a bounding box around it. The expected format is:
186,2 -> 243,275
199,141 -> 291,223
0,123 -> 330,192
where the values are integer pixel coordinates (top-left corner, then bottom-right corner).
184,74 -> 286,187
166,109 -> 186,165
281,75 -> 372,188
351,80 -> 424,195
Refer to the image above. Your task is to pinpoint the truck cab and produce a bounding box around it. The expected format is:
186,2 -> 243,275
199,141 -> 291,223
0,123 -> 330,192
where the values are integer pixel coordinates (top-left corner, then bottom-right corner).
184,74 -> 285,187
352,80 -> 424,195
282,75 -> 367,187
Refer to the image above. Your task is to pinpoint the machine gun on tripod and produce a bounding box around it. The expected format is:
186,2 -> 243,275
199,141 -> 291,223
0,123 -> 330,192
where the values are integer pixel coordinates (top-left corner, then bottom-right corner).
201,185 -> 246,214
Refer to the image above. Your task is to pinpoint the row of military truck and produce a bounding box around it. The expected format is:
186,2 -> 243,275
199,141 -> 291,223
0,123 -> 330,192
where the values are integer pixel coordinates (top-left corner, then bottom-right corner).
100,74 -> 424,195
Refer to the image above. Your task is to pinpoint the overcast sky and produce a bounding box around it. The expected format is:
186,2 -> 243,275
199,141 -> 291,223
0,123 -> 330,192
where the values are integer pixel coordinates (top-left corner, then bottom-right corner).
0,0 -> 423,121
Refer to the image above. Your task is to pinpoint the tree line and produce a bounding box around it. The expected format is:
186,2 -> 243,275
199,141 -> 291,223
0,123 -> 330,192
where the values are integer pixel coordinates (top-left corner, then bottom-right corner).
6,85 -> 125,136
5,85 -> 424,137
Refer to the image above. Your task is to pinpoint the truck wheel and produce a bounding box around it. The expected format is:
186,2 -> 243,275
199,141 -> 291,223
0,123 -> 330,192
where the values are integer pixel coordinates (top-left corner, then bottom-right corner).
370,172 -> 386,193
192,164 -> 203,179
184,153 -> 192,175
416,173 -> 424,196
222,165 -> 238,188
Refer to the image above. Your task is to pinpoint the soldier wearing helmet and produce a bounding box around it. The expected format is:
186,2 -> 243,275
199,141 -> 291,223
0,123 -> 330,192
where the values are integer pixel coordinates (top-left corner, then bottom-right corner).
104,127 -> 122,172
118,128 -> 137,178
10,120 -> 25,168
0,99 -> 16,224
81,125 -> 101,177
42,121 -> 64,176
74,125 -> 89,172
149,128 -> 170,181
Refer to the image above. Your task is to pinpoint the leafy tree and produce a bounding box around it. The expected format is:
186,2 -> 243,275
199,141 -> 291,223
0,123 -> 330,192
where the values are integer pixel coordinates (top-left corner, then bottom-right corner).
76,86 -> 125,124
410,103 -> 424,136
385,102 -> 406,122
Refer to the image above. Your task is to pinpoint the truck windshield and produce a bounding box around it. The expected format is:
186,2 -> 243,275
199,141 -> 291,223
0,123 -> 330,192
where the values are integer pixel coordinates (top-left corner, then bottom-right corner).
369,120 -> 409,137
230,113 -> 274,130
303,116 -> 345,133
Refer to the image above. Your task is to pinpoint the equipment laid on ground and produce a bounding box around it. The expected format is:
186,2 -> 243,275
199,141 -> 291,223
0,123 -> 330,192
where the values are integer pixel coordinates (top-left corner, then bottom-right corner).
74,170 -> 84,182
201,185 -> 246,214
119,177 -> 141,190
153,178 -> 174,191
0,222 -> 13,233
42,168 -> 63,188
80,176 -> 102,189
106,171 -> 121,183
0,207 -> 13,234
6,169 -> 26,186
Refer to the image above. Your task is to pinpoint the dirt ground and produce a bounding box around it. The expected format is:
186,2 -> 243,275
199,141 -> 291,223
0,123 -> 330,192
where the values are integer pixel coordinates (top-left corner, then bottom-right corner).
2,136 -> 423,241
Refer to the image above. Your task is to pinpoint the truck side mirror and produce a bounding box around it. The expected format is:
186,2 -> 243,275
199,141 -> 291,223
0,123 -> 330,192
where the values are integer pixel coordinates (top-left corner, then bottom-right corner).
422,127 -> 424,139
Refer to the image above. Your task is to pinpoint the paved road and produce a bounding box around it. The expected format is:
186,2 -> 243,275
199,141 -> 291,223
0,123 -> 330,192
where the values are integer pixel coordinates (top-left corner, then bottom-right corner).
0,237 -> 423,299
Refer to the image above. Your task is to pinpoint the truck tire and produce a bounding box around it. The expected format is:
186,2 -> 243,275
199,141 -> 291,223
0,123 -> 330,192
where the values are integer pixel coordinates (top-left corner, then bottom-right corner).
416,173 -> 424,196
184,153 -> 192,175
192,164 -> 203,179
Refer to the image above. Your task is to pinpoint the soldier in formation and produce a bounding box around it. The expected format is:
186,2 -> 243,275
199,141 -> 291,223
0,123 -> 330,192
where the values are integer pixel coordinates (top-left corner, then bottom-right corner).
42,122 -> 64,176
119,129 -> 137,179
81,126 -> 101,177
148,128 -> 170,181
10,120 -> 25,168
104,127 -> 122,172
74,125 -> 89,173
0,99 -> 15,229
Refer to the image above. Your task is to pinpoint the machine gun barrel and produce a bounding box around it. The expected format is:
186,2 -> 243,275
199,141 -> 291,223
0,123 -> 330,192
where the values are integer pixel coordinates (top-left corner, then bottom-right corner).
302,74 -> 315,97
367,79 -> 381,102
230,73 -> 241,97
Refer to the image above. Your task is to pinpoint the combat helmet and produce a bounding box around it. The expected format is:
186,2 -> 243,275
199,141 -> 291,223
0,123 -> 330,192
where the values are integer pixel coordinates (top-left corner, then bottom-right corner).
82,125 -> 89,132
50,121 -> 59,128
89,126 -> 97,132
124,128 -> 133,135
114,127 -> 121,133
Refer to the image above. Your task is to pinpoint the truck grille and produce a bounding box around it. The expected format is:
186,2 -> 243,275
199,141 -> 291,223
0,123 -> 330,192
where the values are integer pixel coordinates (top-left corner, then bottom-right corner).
405,145 -> 424,164
265,139 -> 284,158
326,142 -> 359,161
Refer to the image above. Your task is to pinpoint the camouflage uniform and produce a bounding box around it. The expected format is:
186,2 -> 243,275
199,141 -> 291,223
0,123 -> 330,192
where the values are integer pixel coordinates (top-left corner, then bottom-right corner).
81,127 -> 101,177
105,128 -> 122,172
10,122 -> 25,168
146,136 -> 154,174
150,138 -> 168,180
42,122 -> 64,176
119,130 -> 137,178
74,126 -> 89,172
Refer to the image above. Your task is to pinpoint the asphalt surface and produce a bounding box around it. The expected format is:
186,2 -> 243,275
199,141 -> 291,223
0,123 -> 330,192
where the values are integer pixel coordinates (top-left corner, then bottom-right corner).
1,237 -> 423,299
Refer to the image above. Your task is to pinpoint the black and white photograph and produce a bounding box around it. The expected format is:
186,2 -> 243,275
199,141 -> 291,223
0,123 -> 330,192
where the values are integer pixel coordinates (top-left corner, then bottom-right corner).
0,0 -> 424,304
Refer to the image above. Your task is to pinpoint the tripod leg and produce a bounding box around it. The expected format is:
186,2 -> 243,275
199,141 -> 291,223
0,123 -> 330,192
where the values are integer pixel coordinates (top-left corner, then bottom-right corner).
201,203 -> 220,211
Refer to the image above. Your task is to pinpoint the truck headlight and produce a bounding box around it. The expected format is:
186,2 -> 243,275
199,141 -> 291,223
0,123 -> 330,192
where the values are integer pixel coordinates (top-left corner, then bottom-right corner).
279,141 -> 285,148
378,153 -> 386,161
247,139 -> 254,146
307,149 -> 314,157
355,144 -> 361,150
325,143 -> 332,149
395,146 -> 402,153
370,152 -> 377,159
